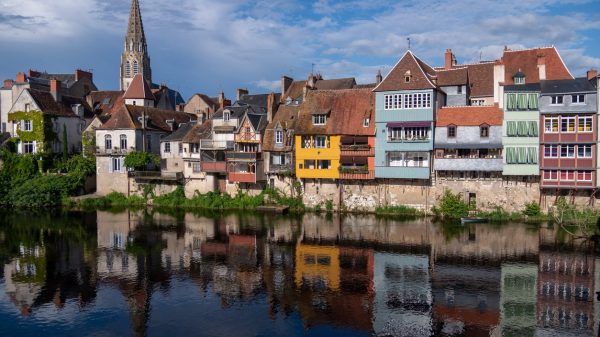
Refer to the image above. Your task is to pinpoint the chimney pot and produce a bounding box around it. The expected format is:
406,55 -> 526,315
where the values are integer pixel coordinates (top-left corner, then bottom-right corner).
587,69 -> 598,81
267,92 -> 275,123
3,79 -> 13,89
16,72 -> 27,83
444,49 -> 456,70
50,79 -> 61,102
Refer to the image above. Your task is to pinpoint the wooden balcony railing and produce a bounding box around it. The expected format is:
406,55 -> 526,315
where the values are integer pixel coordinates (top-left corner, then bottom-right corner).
228,172 -> 256,183
340,145 -> 374,156
236,132 -> 260,143
201,161 -> 227,173
339,170 -> 375,180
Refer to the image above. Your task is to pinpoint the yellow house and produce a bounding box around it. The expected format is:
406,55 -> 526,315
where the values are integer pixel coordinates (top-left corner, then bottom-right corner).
294,243 -> 340,290
295,135 -> 340,179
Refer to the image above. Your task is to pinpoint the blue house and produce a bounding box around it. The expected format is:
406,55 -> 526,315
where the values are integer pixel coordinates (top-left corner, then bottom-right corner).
373,51 -> 441,180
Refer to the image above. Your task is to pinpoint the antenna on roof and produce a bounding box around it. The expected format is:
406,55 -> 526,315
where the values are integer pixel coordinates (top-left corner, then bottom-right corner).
479,51 -> 482,62
407,37 -> 411,50
311,63 -> 315,75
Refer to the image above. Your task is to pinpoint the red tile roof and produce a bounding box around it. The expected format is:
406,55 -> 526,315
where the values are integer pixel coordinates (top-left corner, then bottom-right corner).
123,74 -> 154,100
467,62 -> 496,97
297,88 -> 374,136
99,104 -> 194,131
501,46 -> 573,85
374,51 -> 436,92
437,105 -> 503,126
88,91 -> 125,116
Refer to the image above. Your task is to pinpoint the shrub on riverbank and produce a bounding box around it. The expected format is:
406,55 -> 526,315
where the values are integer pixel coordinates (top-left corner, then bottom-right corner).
375,205 -> 422,216
432,190 -> 470,219
78,192 -> 146,208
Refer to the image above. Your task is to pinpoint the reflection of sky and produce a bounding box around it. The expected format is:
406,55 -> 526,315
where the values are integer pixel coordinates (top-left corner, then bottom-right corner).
0,283 -> 130,337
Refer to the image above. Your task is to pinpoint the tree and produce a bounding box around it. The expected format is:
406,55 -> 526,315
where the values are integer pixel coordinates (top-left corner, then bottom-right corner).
62,124 -> 68,160
124,151 -> 160,171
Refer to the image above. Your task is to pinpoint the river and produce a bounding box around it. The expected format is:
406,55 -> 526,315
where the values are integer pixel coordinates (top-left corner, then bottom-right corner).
0,209 -> 597,337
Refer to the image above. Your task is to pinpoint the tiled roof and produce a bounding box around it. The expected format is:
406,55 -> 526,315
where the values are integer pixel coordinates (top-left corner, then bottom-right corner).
188,93 -> 217,108
436,67 -> 468,86
99,104 -> 195,131
123,74 -> 154,100
437,105 -> 503,126
297,88 -> 374,136
88,91 -> 124,116
28,89 -> 93,118
282,80 -> 306,102
182,120 -> 212,143
501,46 -> 573,85
314,78 -> 356,90
467,62 -> 496,97
374,51 -> 436,92
263,104 -> 299,152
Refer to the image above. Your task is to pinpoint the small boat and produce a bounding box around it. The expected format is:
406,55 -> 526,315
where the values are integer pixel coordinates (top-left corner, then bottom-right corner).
460,217 -> 487,224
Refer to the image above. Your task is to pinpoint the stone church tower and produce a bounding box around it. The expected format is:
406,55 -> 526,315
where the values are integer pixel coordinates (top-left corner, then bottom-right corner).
120,0 -> 152,90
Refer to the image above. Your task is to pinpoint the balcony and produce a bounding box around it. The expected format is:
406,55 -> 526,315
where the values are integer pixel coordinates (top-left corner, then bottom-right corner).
200,140 -> 234,150
201,161 -> 227,173
340,145 -> 375,156
339,169 -> 375,180
388,137 -> 431,143
128,171 -> 183,182
228,172 -> 256,183
235,132 -> 260,143
268,164 -> 294,174
226,152 -> 259,161
96,147 -> 135,156
434,158 -> 503,171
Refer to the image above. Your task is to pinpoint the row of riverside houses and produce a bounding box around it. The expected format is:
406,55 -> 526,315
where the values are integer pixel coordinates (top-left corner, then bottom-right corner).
147,46 -> 600,210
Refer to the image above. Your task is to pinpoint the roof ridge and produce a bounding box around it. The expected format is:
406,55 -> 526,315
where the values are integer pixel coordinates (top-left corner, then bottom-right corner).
504,45 -> 556,53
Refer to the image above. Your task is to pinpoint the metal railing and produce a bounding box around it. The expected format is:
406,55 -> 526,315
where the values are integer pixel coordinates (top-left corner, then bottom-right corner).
226,152 -> 258,161
200,140 -> 234,150
96,147 -> 135,155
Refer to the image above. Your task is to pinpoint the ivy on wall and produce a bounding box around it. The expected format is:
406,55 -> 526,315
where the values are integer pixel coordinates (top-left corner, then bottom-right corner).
8,111 -> 58,152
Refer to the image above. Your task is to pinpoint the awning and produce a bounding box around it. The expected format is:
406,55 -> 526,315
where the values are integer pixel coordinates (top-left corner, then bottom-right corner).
386,121 -> 431,128
436,143 -> 502,149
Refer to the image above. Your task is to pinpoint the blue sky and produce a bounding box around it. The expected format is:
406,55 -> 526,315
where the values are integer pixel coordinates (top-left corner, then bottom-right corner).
0,0 -> 599,100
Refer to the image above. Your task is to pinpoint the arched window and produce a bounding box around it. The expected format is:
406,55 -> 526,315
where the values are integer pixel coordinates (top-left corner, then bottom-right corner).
133,60 -> 139,75
125,61 -> 131,77
130,39 -> 134,51
138,43 -> 142,52
105,134 -> 112,150
120,134 -> 127,150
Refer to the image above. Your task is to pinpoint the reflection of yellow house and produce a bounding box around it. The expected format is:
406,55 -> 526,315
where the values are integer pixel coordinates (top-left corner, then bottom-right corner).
294,244 -> 340,290
295,135 -> 340,179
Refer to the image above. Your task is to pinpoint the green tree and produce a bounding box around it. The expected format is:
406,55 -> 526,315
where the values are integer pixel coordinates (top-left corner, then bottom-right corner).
124,151 -> 160,171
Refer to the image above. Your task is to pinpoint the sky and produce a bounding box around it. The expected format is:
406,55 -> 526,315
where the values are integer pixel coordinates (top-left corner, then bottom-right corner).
0,0 -> 599,100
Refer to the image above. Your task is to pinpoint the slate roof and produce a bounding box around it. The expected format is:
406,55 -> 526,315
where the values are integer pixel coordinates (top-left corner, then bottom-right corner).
28,73 -> 76,88
314,78 -> 356,90
182,120 -> 212,143
500,46 -> 573,85
99,105 -> 195,131
504,83 -> 541,92
236,93 -> 281,112
437,106 -> 503,126
160,122 -> 195,142
123,74 -> 154,100
373,51 -> 437,92
263,104 -> 299,152
540,77 -> 597,95
28,89 -> 93,118
297,88 -> 374,136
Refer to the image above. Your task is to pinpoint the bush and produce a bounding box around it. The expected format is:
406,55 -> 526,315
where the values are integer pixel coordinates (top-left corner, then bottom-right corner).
325,200 -> 334,213
523,202 -> 542,217
376,205 -> 422,216
124,151 -> 160,170
432,189 -> 470,219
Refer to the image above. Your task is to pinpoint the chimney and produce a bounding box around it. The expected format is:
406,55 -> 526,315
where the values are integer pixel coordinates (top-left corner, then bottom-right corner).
537,54 -> 546,81
444,49 -> 456,70
236,88 -> 249,101
281,76 -> 293,97
28,69 -> 41,78
3,79 -> 13,89
50,79 -> 61,102
376,70 -> 383,84
587,69 -> 598,81
166,119 -> 175,131
307,73 -> 316,89
218,91 -> 226,109
16,72 -> 27,83
75,69 -> 93,81
267,92 -> 275,123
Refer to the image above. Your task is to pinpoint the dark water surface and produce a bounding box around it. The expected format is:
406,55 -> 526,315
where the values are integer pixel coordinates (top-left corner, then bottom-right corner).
0,209 -> 598,337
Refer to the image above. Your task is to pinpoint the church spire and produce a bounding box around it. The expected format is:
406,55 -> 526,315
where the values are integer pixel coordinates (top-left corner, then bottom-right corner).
120,0 -> 152,91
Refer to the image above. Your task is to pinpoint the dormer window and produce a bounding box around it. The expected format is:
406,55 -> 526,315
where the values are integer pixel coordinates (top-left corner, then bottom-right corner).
572,94 -> 585,104
447,125 -> 456,138
404,70 -> 412,83
285,96 -> 292,105
550,95 -> 564,105
513,69 -> 526,85
275,129 -> 283,144
480,124 -> 489,138
224,111 -> 230,121
363,118 -> 370,127
312,114 -> 326,125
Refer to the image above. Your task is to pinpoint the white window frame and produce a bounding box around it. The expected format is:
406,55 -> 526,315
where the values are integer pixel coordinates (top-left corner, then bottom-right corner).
572,94 -> 585,104
578,116 -> 593,133
550,95 -> 564,105
223,111 -> 230,121
312,114 -> 326,125
119,134 -> 127,150
363,118 -> 370,127
315,135 -> 327,148
275,129 -> 283,144
110,157 -> 124,173
560,144 -> 575,158
560,170 -> 575,181
544,145 -> 558,158
560,116 -> 576,133
22,141 -> 35,154
23,120 -> 32,131
544,117 -> 559,133
578,171 -> 593,182
543,170 -> 558,181
164,142 -> 171,153
578,144 -> 592,158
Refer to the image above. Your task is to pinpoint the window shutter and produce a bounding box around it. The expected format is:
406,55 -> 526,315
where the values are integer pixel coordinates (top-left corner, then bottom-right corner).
108,158 -> 113,173
528,121 -> 538,137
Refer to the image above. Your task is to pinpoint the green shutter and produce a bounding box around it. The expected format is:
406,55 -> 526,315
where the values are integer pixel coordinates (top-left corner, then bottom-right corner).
528,93 -> 538,110
528,121 -> 538,137
517,94 -> 528,110
505,147 -> 515,164
517,147 -> 527,164
517,121 -> 527,136
527,147 -> 538,164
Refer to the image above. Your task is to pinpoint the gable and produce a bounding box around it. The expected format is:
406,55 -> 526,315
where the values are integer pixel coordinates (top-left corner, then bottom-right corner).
8,89 -> 40,114
374,51 -> 436,92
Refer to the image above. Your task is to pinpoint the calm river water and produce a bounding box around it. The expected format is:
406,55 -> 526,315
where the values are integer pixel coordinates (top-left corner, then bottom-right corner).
0,209 -> 597,337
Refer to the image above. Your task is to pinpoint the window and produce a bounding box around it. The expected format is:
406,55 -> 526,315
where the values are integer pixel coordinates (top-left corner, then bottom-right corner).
544,117 -> 559,133
560,145 -> 575,158
312,114 -> 326,125
317,160 -> 330,169
111,157 -> 123,173
383,93 -> 431,110
578,116 -> 592,132
471,99 -> 485,106
303,160 -> 315,169
572,94 -> 585,104
363,118 -> 370,127
560,170 -> 575,181
23,120 -> 32,131
192,162 -> 201,173
164,142 -> 171,153
190,143 -> 199,153
544,145 -> 558,158
384,95 -> 393,110
550,95 -> 564,105
223,111 -> 230,121
543,170 -> 558,181
578,171 -> 593,181
178,143 -> 183,153
119,134 -> 127,149
447,125 -> 456,138
125,61 -> 131,77
480,125 -> 489,138
561,117 -> 575,132
23,141 -> 34,154
578,145 -> 592,158
457,85 -> 462,94
275,130 -> 283,144
133,60 -> 139,75
25,103 -> 31,112
105,134 -> 112,150
315,136 -> 327,148
514,76 -> 525,85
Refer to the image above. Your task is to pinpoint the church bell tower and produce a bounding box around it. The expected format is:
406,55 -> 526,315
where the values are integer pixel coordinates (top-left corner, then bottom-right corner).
120,0 -> 152,90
